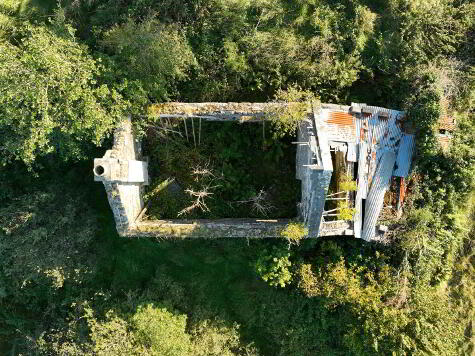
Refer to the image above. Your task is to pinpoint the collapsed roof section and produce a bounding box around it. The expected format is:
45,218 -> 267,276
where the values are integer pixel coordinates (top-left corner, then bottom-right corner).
304,102 -> 415,241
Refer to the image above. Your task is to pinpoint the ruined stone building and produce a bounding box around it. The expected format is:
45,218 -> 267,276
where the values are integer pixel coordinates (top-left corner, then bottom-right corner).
94,102 -> 416,242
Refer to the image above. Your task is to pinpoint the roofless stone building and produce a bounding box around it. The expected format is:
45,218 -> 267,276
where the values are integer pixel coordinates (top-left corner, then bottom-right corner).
94,102 -> 415,241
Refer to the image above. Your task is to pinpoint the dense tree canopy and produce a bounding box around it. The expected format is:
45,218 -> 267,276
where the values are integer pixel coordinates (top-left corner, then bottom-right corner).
0,17 -> 127,166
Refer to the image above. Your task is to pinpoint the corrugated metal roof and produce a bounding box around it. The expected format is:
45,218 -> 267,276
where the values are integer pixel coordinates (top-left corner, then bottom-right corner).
326,111 -> 354,126
352,105 -> 405,195
438,135 -> 451,150
319,109 -> 357,143
354,142 -> 368,238
362,151 -> 397,241
309,102 -> 413,240
354,196 -> 363,238
347,143 -> 357,162
394,134 -> 415,177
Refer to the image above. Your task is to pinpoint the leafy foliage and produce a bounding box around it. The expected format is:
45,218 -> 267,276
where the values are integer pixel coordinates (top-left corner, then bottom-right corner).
0,20 -> 126,166
255,246 -> 293,288
131,304 -> 192,356
336,200 -> 356,221
143,121 -> 299,219
266,85 -> 319,137
0,0 -> 474,355
100,17 -> 194,103
280,222 -> 308,246
339,173 -> 357,192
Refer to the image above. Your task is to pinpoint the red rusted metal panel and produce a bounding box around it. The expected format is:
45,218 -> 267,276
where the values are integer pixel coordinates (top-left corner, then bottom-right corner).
399,177 -> 405,204
326,111 -> 354,126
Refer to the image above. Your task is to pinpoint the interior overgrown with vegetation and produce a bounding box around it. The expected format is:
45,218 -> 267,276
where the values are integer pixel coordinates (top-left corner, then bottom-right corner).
143,120 -> 299,219
0,0 -> 474,355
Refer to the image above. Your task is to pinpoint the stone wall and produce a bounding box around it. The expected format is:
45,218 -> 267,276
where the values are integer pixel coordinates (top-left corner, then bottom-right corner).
128,219 -> 290,239
149,102 -> 287,122
95,102 -> 406,241
94,118 -> 147,235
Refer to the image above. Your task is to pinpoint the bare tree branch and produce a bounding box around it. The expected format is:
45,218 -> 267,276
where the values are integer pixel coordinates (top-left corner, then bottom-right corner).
236,189 -> 275,216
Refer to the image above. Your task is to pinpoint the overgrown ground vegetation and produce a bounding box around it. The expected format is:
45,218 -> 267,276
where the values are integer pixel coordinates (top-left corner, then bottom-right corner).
143,121 -> 299,219
1,0 -> 474,355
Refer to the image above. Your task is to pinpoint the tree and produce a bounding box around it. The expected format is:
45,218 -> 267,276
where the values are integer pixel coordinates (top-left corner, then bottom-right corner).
0,20 -> 127,167
255,246 -> 293,287
131,304 -> 192,356
100,17 -> 194,103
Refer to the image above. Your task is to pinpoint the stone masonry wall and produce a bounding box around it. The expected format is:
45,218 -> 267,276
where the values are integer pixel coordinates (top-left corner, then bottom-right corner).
98,119 -> 145,234
128,219 -> 290,239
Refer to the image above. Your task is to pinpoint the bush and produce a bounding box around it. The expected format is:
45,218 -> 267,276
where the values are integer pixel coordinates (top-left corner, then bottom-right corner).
132,303 -> 192,356
266,85 -> 319,138
0,21 -> 126,167
280,222 -> 308,246
100,17 -> 194,102
255,246 -> 293,288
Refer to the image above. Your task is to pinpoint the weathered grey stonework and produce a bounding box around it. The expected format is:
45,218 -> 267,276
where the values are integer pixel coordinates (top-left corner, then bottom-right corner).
93,118 -> 148,234
127,219 -> 290,239
320,221 -> 354,236
305,169 -> 333,237
150,102 -> 286,122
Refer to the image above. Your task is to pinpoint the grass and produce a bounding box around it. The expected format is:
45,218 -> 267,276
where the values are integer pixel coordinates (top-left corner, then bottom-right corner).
85,171 -> 348,354
91,213 -> 280,352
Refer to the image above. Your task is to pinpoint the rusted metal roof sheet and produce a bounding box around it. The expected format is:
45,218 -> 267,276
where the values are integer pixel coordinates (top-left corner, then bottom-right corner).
320,109 -> 357,143
394,134 -> 415,177
437,135 -> 451,150
362,151 -> 397,241
398,177 -> 406,206
438,116 -> 456,131
327,111 -> 354,126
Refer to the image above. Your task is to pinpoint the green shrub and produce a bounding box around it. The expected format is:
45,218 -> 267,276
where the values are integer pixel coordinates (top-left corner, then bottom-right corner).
255,246 -> 293,288
100,17 -> 194,102
339,174 -> 357,192
280,222 -> 308,246
266,85 -> 319,138
0,21 -> 126,166
337,201 -> 356,221
132,304 -> 192,356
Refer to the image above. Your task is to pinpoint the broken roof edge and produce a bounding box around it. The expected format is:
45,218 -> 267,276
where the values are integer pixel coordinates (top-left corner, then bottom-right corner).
312,103 -> 333,171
